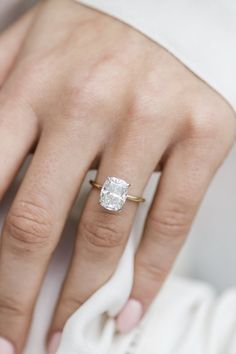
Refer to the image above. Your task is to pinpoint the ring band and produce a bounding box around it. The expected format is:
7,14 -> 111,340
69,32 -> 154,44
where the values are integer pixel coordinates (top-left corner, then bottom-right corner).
90,177 -> 145,212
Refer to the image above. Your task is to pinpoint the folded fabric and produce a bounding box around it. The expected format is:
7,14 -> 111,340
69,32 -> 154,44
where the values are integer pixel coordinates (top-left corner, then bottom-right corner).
56,269 -> 236,354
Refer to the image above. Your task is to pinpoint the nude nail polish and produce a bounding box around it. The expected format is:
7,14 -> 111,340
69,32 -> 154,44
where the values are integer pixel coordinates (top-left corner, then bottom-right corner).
47,332 -> 62,354
0,337 -> 14,354
116,299 -> 143,334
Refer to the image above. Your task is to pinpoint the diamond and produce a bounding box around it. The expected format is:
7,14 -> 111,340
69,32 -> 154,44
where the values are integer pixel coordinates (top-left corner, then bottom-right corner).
99,177 -> 130,211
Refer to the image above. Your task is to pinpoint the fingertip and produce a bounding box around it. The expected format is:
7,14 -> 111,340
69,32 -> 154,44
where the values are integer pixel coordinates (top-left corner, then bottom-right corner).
47,332 -> 62,354
116,299 -> 143,334
0,337 -> 15,354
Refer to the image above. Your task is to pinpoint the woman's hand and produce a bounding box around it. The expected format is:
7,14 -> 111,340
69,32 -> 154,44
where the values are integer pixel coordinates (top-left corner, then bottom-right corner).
0,0 -> 235,353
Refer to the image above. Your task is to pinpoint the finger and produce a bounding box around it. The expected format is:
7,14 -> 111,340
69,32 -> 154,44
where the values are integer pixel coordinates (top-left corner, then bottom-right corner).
48,118 -> 171,349
0,7 -> 36,86
117,139 -> 221,333
0,98 -> 38,200
0,9 -> 38,201
0,126 -> 95,353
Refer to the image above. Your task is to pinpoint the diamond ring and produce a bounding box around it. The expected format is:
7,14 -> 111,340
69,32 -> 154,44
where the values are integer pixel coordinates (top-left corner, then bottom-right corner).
89,176 -> 146,212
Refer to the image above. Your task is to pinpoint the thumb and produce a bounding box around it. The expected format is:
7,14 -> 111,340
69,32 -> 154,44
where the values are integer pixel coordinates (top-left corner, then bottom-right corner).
0,7 -> 37,87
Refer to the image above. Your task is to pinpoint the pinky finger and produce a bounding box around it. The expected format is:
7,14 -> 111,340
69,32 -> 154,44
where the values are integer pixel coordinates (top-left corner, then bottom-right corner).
117,139 -> 221,334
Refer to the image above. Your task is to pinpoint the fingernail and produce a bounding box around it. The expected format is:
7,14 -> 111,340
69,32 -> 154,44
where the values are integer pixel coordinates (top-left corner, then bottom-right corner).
47,332 -> 62,354
0,337 -> 14,354
116,299 -> 143,334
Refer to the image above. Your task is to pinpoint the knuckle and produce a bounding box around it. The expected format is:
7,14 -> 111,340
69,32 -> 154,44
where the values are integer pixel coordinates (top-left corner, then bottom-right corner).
188,100 -> 234,143
134,259 -> 167,306
79,217 -> 126,249
0,295 -> 27,319
5,199 -> 54,251
61,83 -> 112,126
186,103 -> 236,168
130,93 -> 157,123
189,108 -> 222,139
61,295 -> 84,314
130,75 -> 170,124
136,259 -> 166,284
0,95 -> 37,129
20,57 -> 51,82
148,204 -> 190,242
66,57 -> 125,123
10,59 -> 49,95
69,82 -> 114,115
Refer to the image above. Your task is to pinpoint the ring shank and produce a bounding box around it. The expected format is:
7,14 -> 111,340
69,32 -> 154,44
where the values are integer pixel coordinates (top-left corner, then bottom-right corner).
89,180 -> 145,203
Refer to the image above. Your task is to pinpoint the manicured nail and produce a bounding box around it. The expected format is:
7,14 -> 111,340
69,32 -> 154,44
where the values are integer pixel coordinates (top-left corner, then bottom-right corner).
0,337 -> 14,354
47,332 -> 62,354
116,299 -> 143,334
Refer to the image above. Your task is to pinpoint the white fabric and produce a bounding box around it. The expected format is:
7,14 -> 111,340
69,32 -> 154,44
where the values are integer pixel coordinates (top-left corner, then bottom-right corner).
76,0 -> 236,113
56,264 -> 236,354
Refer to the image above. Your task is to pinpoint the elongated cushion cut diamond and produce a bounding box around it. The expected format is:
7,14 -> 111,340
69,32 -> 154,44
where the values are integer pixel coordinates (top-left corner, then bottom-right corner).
100,177 -> 130,211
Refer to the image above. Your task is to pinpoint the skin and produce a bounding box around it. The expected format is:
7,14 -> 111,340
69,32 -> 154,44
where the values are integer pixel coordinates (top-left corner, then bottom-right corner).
0,0 -> 235,352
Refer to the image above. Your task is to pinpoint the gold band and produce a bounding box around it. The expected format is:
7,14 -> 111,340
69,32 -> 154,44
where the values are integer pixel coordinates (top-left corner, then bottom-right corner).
89,180 -> 146,203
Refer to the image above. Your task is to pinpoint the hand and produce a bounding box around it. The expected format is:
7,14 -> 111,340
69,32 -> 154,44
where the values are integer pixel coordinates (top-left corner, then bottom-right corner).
0,0 -> 235,353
